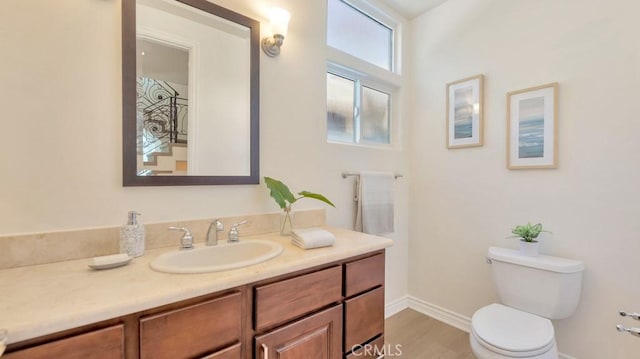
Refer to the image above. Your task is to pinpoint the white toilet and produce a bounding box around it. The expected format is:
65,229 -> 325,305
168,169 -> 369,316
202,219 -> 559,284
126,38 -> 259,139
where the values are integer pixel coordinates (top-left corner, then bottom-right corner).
470,247 -> 584,359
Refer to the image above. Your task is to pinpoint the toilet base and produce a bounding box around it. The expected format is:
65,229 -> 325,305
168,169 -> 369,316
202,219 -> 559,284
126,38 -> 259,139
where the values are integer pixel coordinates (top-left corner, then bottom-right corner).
469,330 -> 558,359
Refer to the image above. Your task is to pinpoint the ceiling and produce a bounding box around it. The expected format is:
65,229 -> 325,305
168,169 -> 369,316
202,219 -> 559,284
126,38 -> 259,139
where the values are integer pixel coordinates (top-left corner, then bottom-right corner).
376,0 -> 448,19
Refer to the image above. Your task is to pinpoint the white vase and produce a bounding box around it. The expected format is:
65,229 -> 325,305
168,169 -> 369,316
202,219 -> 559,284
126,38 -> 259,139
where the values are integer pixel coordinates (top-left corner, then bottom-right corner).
519,240 -> 540,257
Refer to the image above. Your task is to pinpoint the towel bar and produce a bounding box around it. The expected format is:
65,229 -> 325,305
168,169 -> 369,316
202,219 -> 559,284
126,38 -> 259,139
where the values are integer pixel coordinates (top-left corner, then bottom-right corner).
341,171 -> 403,179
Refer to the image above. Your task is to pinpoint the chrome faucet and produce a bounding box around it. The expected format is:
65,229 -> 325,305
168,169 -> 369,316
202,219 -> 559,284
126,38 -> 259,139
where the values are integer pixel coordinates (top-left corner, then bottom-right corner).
206,219 -> 224,246
227,220 -> 248,243
168,227 -> 194,250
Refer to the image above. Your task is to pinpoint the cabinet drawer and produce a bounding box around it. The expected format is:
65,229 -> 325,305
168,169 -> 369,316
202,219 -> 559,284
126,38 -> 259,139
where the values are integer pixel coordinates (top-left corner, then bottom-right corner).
346,335 -> 385,359
140,292 -> 241,359
255,305 -> 343,359
344,286 -> 384,350
255,266 -> 342,331
4,325 -> 124,359
200,343 -> 241,359
345,253 -> 385,297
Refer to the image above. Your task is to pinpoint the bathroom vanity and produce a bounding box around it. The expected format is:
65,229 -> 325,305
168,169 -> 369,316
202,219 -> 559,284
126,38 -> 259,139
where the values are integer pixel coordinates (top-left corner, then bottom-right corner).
1,227 -> 391,359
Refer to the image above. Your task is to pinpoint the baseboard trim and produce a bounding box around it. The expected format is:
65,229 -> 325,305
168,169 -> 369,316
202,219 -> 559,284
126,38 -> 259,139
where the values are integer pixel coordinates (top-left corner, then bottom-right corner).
385,295 -> 409,318
407,295 -> 472,332
401,295 -> 575,358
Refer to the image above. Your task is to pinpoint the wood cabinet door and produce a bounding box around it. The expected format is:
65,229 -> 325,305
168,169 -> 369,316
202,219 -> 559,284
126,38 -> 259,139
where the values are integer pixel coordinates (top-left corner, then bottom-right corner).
3,325 -> 124,359
255,305 -> 342,359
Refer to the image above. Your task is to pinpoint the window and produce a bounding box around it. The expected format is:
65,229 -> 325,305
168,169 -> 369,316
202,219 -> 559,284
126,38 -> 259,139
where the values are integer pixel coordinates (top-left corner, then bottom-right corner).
327,73 -> 355,143
327,73 -> 390,144
327,0 -> 392,71
326,0 -> 399,146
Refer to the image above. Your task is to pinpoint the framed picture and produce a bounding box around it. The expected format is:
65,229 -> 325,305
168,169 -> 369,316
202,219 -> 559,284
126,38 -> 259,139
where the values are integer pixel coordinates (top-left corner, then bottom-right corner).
446,74 -> 484,149
507,83 -> 558,169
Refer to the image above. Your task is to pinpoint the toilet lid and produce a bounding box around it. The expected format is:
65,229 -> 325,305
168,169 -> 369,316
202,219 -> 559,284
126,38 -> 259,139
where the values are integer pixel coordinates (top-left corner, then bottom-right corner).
472,304 -> 554,353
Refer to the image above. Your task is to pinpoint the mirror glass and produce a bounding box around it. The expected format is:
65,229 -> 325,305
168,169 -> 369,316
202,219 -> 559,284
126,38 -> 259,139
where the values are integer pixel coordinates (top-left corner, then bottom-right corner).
123,0 -> 260,186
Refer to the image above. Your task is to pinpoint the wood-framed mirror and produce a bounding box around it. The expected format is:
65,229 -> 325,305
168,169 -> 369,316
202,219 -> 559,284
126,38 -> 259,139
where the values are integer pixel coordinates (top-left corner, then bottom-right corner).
122,0 -> 260,186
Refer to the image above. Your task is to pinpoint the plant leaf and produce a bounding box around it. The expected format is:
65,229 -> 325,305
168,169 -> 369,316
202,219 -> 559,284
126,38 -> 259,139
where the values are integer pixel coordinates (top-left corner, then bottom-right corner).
264,177 -> 296,209
510,222 -> 549,241
299,191 -> 336,207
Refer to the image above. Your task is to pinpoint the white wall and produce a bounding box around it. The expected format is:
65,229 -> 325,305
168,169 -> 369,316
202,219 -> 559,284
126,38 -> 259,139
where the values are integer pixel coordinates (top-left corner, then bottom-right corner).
409,0 -> 640,357
0,0 -> 408,305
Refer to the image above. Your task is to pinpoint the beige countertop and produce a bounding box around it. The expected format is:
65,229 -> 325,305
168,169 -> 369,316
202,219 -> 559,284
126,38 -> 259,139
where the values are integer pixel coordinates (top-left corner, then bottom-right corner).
0,227 -> 392,345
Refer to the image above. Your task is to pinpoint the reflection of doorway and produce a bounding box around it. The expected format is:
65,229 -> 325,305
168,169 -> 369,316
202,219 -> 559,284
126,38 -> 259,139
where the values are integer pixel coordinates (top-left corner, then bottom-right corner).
136,37 -> 191,175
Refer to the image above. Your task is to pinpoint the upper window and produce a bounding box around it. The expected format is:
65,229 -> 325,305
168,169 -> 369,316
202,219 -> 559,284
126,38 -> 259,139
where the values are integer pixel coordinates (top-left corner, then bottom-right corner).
327,0 -> 393,71
326,0 -> 400,147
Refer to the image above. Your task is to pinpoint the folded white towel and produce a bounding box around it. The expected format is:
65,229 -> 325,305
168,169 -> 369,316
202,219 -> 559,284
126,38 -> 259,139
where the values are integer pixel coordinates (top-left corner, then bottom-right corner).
291,228 -> 335,249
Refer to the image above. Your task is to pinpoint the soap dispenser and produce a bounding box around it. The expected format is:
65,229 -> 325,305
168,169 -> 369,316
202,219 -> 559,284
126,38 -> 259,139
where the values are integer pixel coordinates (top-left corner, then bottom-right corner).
120,211 -> 145,257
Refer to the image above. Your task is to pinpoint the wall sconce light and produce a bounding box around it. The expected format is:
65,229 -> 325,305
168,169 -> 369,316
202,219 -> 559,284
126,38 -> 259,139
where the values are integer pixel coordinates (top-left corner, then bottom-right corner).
262,8 -> 291,57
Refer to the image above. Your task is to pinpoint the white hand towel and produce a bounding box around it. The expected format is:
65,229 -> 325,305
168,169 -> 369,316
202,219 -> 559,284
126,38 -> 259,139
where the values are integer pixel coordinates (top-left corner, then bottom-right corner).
355,171 -> 395,234
291,228 -> 335,249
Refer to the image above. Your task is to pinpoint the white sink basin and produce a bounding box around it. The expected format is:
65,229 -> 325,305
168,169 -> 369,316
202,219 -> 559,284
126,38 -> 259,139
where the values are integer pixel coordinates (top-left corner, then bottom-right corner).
150,240 -> 283,274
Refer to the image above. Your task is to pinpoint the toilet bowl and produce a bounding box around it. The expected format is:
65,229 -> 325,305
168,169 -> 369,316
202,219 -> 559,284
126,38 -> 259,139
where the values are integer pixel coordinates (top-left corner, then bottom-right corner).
469,247 -> 584,359
470,304 -> 557,358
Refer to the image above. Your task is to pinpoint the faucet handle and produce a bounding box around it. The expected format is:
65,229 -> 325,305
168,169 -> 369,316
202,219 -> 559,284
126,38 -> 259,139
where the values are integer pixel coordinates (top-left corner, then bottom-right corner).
620,311 -> 640,321
168,226 -> 190,234
168,226 -> 194,250
227,220 -> 248,243
617,324 -> 640,337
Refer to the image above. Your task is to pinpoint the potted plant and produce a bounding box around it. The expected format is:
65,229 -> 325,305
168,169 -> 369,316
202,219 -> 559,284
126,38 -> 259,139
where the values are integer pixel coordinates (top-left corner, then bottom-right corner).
264,177 -> 335,235
508,222 -> 549,256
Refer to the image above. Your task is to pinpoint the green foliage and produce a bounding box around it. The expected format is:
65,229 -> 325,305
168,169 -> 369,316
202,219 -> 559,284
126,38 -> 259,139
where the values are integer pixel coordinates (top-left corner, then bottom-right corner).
509,222 -> 549,242
264,177 -> 296,209
264,177 -> 336,210
298,191 -> 335,207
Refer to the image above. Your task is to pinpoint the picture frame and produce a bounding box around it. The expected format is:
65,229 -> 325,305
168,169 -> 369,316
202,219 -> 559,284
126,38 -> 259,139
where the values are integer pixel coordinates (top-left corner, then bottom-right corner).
446,74 -> 484,149
507,83 -> 558,169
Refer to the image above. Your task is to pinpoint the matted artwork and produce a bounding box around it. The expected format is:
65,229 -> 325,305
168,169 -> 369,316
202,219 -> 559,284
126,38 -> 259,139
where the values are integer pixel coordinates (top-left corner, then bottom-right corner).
507,83 -> 558,169
446,74 -> 484,149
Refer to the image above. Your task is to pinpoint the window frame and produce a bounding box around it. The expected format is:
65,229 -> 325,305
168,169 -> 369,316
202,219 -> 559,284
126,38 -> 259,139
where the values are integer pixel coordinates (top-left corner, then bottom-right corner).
327,66 -> 394,146
327,0 -> 395,72
326,0 -> 404,149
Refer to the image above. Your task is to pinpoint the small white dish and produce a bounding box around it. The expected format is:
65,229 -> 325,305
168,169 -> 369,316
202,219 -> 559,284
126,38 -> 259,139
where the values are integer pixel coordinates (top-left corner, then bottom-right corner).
89,254 -> 133,270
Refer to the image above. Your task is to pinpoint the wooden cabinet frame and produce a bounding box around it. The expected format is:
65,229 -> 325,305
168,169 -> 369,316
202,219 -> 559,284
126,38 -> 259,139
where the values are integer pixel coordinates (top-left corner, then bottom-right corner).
6,250 -> 385,359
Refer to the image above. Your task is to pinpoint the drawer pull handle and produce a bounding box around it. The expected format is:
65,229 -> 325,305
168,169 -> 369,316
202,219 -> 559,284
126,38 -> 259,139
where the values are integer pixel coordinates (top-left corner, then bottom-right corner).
262,343 -> 269,359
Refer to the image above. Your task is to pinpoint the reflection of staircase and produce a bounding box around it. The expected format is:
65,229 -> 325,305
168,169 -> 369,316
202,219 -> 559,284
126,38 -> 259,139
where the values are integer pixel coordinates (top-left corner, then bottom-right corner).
136,77 -> 188,174
138,143 -> 187,176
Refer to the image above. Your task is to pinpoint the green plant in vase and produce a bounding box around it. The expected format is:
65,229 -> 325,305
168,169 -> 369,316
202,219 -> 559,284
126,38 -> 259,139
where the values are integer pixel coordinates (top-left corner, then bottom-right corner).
508,222 -> 549,242
508,222 -> 551,257
264,177 -> 335,235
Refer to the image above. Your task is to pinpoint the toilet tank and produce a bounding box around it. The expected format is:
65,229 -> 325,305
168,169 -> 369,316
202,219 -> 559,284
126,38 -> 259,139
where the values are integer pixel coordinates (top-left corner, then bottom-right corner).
488,247 -> 584,319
